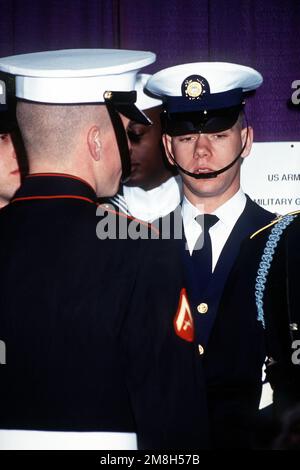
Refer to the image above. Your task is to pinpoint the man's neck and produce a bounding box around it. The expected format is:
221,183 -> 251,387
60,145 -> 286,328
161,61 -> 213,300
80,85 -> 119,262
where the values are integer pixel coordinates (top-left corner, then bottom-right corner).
184,187 -> 241,213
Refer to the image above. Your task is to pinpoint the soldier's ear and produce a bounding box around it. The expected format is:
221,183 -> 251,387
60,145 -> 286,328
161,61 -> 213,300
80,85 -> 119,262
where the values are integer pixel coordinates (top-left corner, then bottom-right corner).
240,126 -> 253,159
163,134 -> 176,167
88,126 -> 102,161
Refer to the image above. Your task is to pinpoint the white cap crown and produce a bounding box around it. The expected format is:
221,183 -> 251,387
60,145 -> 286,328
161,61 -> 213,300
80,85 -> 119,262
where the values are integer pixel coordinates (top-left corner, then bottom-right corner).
146,61 -> 262,98
0,49 -> 156,104
135,74 -> 162,111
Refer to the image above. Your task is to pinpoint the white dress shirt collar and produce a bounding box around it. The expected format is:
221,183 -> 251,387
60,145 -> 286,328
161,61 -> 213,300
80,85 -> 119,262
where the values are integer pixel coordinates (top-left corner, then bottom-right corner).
182,189 -> 247,267
214,188 -> 247,229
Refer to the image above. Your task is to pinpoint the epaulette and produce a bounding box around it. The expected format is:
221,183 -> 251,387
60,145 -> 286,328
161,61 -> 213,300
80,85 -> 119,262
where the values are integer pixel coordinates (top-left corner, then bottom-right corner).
97,202 -> 160,237
250,210 -> 300,240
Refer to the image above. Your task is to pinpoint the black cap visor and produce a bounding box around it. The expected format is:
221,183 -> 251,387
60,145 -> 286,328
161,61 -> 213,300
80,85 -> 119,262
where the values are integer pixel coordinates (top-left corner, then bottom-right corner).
0,107 -> 17,133
164,105 -> 242,136
104,90 -> 152,125
117,104 -> 151,125
103,90 -> 152,183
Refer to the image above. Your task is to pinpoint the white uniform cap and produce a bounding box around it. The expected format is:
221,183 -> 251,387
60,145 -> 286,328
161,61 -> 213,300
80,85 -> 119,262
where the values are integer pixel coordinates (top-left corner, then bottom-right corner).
0,49 -> 156,104
146,62 -> 263,135
135,74 -> 162,111
146,61 -> 262,98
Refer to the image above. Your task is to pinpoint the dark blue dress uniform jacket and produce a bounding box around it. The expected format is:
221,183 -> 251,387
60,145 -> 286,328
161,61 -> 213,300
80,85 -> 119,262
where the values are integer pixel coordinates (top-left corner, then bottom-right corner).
0,174 -> 208,450
153,197 -> 274,448
164,197 -> 274,350
204,211 -> 300,448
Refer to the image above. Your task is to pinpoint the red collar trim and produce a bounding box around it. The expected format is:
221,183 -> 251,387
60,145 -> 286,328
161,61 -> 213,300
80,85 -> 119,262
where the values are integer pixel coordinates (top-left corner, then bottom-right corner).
11,195 -> 95,204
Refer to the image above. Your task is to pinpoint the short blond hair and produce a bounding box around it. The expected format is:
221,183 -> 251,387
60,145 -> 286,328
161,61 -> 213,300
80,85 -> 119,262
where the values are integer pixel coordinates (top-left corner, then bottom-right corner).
16,101 -> 108,162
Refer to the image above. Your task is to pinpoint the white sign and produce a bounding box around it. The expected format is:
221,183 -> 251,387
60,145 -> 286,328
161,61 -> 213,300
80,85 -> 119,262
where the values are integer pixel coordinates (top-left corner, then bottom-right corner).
241,141 -> 300,214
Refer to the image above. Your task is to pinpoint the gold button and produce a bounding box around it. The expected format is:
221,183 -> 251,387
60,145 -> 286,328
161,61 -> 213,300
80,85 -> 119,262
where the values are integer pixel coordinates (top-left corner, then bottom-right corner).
198,344 -> 205,355
104,91 -> 113,100
197,303 -> 208,314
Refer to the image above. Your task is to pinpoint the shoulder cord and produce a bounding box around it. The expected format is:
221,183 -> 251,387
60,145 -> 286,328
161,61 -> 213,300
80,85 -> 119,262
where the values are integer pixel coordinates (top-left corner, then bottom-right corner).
255,214 -> 297,329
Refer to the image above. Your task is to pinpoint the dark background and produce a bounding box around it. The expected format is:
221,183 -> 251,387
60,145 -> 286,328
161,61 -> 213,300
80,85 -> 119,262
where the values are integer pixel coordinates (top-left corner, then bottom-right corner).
1,0 -> 300,141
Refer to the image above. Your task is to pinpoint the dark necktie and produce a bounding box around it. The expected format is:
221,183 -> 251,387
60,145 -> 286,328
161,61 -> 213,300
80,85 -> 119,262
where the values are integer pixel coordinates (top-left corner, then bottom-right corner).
194,214 -> 219,275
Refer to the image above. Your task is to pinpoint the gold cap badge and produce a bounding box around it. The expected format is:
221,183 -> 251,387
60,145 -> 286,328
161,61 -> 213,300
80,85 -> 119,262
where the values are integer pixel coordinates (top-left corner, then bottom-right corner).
186,80 -> 203,98
182,74 -> 210,101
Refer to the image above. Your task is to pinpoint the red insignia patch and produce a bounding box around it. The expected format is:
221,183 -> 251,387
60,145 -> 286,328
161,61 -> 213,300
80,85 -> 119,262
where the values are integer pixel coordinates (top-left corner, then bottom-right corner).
174,288 -> 194,342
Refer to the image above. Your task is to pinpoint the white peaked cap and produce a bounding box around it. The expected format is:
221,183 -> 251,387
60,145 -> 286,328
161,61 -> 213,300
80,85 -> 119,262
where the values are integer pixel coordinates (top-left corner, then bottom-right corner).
135,74 -> 162,111
146,61 -> 263,98
0,49 -> 156,104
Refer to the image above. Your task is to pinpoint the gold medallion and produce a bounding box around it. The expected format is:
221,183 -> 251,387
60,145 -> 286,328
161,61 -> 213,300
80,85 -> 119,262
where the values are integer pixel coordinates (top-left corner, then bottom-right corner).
186,80 -> 203,98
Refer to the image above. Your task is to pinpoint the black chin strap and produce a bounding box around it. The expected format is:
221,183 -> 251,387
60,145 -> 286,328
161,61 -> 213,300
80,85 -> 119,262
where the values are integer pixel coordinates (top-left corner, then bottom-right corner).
167,117 -> 249,180
104,93 -> 131,184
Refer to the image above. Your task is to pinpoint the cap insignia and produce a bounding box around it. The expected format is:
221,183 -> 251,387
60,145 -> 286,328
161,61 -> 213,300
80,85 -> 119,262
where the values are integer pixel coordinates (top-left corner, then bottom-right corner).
181,75 -> 210,100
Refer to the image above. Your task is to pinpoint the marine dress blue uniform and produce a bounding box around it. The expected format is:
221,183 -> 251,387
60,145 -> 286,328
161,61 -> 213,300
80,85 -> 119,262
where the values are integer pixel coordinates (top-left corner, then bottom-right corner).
0,173 -> 208,449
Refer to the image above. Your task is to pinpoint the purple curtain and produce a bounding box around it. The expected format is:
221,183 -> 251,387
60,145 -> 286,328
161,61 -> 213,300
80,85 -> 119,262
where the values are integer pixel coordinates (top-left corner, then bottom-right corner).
1,0 -> 300,141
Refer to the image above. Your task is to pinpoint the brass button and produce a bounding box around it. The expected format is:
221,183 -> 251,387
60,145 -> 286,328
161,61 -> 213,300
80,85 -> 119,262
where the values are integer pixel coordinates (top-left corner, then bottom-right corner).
104,91 -> 113,100
197,303 -> 208,314
198,344 -> 205,355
